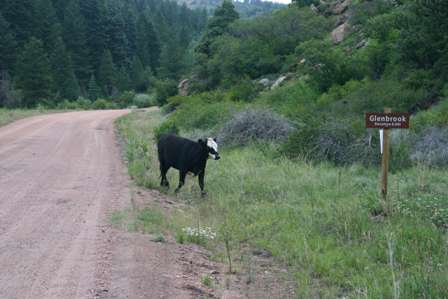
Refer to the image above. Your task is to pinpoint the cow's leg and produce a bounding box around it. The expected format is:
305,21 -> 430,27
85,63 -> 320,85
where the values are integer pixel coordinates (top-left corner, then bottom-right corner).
175,170 -> 187,193
160,163 -> 170,188
198,170 -> 206,197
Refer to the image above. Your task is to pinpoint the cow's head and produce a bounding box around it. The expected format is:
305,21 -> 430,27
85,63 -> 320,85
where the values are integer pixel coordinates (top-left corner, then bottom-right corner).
199,138 -> 220,160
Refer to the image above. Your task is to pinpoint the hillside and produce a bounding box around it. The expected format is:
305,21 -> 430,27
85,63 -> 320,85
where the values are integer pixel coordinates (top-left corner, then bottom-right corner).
176,0 -> 285,17
142,0 -> 448,297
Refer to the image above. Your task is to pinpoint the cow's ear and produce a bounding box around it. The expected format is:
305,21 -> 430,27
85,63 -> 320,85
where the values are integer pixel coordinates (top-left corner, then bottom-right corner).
213,137 -> 218,142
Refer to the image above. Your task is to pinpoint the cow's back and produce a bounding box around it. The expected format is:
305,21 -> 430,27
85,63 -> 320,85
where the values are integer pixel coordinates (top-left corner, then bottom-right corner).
157,134 -> 202,170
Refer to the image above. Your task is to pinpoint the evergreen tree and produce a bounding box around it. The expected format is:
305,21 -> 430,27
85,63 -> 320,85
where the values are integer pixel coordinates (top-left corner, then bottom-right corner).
196,0 -> 239,56
2,0 -> 34,46
136,15 -> 160,72
15,38 -> 53,107
80,0 -> 107,71
130,56 -> 146,92
158,39 -> 184,80
98,50 -> 117,96
51,38 -> 80,101
0,14 -> 17,73
88,74 -> 101,100
33,0 -> 61,52
63,0 -> 91,88
104,3 -> 129,67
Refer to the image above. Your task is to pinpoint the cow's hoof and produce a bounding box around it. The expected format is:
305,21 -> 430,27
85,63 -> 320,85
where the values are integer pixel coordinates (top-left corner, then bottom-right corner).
201,191 -> 207,198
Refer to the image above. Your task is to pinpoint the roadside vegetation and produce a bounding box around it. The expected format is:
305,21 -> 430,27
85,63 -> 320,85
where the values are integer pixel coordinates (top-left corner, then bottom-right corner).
0,108 -> 48,127
117,108 -> 448,298
117,1 -> 448,297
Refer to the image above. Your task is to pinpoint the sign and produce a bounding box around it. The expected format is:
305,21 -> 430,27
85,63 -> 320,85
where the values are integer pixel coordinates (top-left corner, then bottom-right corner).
365,112 -> 410,129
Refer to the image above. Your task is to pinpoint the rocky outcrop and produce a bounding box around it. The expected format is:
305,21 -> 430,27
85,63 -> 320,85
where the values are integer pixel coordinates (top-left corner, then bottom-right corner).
329,0 -> 351,15
178,79 -> 190,96
258,78 -> 271,88
331,22 -> 350,44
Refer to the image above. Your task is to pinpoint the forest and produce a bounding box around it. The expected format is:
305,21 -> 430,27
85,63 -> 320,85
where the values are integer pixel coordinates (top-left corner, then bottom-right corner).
0,0 -> 207,108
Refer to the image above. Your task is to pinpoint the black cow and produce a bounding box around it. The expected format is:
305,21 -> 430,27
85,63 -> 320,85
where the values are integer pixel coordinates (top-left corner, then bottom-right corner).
157,134 -> 220,195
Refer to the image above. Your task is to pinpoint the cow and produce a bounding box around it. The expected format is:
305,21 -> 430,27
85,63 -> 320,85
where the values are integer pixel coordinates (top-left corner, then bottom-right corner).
157,134 -> 220,196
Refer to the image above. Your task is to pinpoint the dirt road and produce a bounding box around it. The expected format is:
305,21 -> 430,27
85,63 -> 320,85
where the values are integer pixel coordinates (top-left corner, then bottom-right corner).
0,110 -> 192,299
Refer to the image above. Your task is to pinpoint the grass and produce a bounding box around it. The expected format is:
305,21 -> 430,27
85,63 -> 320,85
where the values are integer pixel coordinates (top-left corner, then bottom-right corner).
116,109 -> 448,299
0,108 -> 48,127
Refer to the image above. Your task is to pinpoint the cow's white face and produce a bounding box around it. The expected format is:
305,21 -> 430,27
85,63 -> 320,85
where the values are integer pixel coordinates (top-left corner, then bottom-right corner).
207,138 -> 220,160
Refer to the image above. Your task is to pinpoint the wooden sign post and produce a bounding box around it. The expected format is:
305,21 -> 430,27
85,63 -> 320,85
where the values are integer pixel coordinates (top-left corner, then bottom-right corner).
380,108 -> 391,202
365,109 -> 410,210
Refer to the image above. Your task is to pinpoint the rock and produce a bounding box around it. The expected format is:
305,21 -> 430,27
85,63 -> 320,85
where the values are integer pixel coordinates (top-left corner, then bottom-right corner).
258,78 -> 270,88
355,39 -> 367,49
331,22 -> 350,44
270,76 -> 287,90
330,0 -> 351,15
178,79 -> 189,96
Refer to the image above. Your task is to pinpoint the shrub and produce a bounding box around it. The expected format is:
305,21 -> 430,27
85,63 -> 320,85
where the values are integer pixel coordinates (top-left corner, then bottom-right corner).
257,80 -> 318,119
116,91 -> 135,108
282,119 -> 382,166
154,119 -> 179,141
169,93 -> 237,131
133,93 -> 156,108
412,99 -> 448,132
155,79 -> 178,105
92,99 -> 109,110
218,108 -> 293,146
75,97 -> 92,110
411,127 -> 448,167
226,78 -> 258,102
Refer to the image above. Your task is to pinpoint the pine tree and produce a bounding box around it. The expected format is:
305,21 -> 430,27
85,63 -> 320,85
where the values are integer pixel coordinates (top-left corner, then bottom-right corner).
104,3 -> 129,67
0,14 -> 17,73
196,0 -> 239,56
33,0 -> 61,52
15,38 -> 53,107
63,0 -> 91,88
51,38 -> 80,101
2,0 -> 34,46
88,74 -> 101,100
80,0 -> 107,71
136,15 -> 160,72
98,50 -> 117,96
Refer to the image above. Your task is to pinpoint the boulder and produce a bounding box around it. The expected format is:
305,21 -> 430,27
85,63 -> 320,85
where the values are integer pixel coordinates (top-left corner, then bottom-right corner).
178,79 -> 189,96
330,0 -> 351,15
331,22 -> 350,44
258,78 -> 271,88
271,75 -> 288,90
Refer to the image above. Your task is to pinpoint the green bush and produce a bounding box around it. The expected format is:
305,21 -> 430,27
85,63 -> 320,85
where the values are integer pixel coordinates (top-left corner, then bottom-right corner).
225,77 -> 258,102
75,97 -> 93,110
116,91 -> 135,108
413,98 -> 448,132
257,80 -> 318,118
92,99 -> 109,110
133,93 -> 156,108
154,119 -> 179,141
155,79 -> 178,106
169,93 -> 239,131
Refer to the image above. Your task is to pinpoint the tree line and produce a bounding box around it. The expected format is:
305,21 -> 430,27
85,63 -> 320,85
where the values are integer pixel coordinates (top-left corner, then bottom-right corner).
0,0 -> 207,107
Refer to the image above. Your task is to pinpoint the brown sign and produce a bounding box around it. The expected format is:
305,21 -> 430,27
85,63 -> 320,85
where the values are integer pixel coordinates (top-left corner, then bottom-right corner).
365,112 -> 410,129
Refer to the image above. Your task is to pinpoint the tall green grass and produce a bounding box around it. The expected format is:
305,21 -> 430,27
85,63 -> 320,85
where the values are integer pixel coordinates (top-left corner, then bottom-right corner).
116,109 -> 448,299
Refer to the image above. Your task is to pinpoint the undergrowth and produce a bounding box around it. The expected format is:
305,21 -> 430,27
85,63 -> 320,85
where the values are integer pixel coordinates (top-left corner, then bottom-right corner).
116,109 -> 448,299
